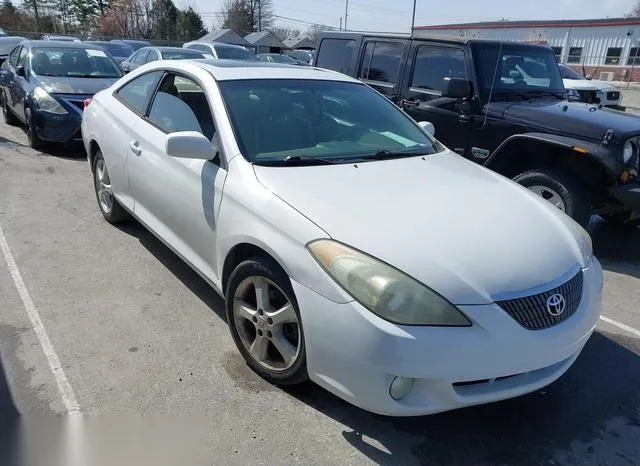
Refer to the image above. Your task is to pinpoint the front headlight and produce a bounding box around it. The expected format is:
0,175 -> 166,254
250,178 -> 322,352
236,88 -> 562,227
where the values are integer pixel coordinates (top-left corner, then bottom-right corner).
623,140 -> 635,164
576,224 -> 593,265
33,87 -> 67,114
307,239 -> 471,326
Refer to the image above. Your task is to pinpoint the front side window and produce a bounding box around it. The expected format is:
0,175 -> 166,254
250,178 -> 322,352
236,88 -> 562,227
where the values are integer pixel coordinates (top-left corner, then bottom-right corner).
17,46 -> 27,68
358,41 -> 403,84
220,79 -> 440,164
148,74 -> 215,140
315,38 -> 355,73
29,47 -> 122,78
605,47 -> 622,65
131,50 -> 149,65
145,50 -> 160,63
411,46 -> 467,94
9,45 -> 21,66
115,71 -> 163,114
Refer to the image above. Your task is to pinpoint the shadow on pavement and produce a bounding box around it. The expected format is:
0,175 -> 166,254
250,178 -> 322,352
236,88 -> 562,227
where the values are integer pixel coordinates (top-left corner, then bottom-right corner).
590,216 -> 640,280
112,219 -> 640,465
0,351 -> 19,466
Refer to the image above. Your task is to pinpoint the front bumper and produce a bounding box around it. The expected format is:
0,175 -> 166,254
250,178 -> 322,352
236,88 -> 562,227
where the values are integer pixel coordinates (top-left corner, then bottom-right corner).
31,106 -> 82,143
611,182 -> 640,211
295,258 -> 603,416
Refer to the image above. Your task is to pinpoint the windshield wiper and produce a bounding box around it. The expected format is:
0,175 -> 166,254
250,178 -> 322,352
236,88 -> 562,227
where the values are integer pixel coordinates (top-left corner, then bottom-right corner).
337,148 -> 429,163
260,155 -> 339,166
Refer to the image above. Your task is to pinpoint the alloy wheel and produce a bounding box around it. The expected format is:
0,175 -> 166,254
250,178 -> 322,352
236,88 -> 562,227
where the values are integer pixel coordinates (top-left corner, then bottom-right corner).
232,276 -> 300,372
527,185 -> 566,212
95,159 -> 114,214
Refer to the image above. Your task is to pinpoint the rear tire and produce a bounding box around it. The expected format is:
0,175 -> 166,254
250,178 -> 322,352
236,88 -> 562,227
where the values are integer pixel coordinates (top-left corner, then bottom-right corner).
2,90 -> 18,126
92,150 -> 130,224
514,169 -> 590,226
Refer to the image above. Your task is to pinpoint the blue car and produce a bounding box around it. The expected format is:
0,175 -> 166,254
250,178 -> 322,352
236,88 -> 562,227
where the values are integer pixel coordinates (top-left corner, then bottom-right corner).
0,40 -> 123,149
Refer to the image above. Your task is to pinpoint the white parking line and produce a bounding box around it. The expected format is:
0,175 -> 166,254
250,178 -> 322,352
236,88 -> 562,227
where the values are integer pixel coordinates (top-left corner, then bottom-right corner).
600,316 -> 640,338
0,224 -> 81,414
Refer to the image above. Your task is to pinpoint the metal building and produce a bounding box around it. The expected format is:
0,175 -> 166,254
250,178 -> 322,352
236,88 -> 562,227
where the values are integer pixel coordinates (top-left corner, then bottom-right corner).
415,17 -> 640,81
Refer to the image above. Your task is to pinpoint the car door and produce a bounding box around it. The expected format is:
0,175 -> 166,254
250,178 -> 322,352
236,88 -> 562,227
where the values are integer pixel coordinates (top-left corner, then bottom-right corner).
105,70 -> 164,210
356,39 -> 406,101
2,45 -> 21,110
127,71 -> 227,282
11,45 -> 29,118
398,42 -> 473,156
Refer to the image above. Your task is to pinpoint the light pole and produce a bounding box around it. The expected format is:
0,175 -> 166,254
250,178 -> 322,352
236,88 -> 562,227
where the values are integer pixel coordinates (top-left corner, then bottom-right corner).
411,0 -> 417,32
344,0 -> 349,31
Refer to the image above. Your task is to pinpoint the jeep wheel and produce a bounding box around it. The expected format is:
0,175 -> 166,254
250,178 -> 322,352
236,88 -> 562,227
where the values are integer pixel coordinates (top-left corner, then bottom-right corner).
514,169 -> 590,226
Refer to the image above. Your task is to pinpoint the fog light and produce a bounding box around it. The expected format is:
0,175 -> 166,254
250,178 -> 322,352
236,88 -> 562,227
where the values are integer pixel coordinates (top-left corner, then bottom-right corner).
389,376 -> 415,400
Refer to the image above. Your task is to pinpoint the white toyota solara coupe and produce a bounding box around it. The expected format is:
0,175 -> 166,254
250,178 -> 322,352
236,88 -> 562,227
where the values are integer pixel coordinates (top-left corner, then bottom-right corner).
81,60 -> 603,416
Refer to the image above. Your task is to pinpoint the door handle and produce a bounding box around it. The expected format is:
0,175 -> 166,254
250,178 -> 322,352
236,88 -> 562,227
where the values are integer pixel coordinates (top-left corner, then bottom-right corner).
129,140 -> 141,156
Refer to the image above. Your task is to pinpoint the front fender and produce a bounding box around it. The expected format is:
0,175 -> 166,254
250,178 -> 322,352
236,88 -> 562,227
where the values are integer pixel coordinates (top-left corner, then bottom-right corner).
485,132 -> 620,178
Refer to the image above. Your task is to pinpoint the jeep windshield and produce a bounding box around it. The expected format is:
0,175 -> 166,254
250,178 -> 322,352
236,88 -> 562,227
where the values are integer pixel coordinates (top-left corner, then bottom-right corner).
472,43 -> 565,103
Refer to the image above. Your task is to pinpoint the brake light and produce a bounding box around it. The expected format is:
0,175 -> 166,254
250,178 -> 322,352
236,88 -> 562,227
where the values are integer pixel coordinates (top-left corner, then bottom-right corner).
83,98 -> 93,110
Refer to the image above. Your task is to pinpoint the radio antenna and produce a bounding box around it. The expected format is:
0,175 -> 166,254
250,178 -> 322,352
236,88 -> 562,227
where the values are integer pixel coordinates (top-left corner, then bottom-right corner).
483,40 -> 504,128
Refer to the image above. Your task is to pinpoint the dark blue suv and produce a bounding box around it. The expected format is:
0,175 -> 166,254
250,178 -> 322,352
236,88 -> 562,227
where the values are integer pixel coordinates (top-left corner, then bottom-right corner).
0,40 -> 122,149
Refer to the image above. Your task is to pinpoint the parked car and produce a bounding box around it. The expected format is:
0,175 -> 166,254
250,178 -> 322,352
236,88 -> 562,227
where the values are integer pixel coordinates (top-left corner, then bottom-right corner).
41,34 -> 81,42
0,36 -> 27,66
287,49 -> 313,64
256,53 -> 308,65
110,39 -> 151,52
82,60 -> 602,416
183,41 -> 257,60
119,46 -> 210,73
0,40 -> 122,149
315,31 -> 640,226
85,41 -> 134,65
558,64 -> 622,109
0,28 -> 6,37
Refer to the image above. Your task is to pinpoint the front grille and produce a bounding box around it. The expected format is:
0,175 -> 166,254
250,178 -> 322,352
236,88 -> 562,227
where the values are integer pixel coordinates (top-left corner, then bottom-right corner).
577,89 -> 598,104
497,270 -> 583,330
607,91 -> 621,101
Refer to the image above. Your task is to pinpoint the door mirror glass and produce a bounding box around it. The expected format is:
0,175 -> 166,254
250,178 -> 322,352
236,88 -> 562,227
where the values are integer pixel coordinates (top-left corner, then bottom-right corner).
441,77 -> 470,99
585,74 -> 592,80
418,121 -> 435,136
15,65 -> 25,77
166,131 -> 216,160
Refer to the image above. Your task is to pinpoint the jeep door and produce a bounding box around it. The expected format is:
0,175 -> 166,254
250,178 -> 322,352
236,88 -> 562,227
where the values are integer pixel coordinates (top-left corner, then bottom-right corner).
355,38 -> 407,102
398,42 -> 473,156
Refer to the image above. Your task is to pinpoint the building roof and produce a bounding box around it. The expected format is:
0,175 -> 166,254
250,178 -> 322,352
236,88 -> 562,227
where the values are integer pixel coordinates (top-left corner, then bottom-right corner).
245,31 -> 286,48
197,29 -> 249,46
283,37 -> 316,49
416,17 -> 640,30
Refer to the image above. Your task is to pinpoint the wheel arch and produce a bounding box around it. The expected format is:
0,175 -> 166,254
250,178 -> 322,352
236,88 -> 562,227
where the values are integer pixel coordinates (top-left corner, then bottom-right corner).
221,241 -> 289,296
88,139 -> 101,172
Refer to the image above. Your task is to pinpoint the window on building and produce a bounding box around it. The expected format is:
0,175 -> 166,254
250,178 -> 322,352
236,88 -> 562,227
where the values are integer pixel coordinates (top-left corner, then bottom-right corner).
567,47 -> 582,64
551,47 -> 562,62
629,47 -> 640,66
605,47 -> 622,65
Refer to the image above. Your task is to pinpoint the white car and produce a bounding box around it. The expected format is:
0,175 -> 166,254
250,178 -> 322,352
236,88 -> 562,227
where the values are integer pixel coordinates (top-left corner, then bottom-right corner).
559,64 -> 622,108
183,41 -> 256,61
81,60 -> 603,416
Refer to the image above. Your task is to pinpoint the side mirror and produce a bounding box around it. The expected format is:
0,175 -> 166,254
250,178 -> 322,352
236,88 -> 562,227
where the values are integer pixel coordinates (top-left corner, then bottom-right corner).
165,131 -> 217,161
418,121 -> 435,136
441,77 -> 471,99
15,65 -> 25,77
585,74 -> 593,80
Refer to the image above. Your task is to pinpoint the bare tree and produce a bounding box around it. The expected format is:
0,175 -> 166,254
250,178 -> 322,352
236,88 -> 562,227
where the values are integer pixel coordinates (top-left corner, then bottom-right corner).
630,1 -> 640,16
305,23 -> 328,46
270,25 -> 300,42
218,0 -> 272,36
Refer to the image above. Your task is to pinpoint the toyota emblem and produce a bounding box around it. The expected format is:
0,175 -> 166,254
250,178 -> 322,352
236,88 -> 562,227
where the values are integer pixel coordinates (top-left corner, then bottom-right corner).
546,294 -> 566,316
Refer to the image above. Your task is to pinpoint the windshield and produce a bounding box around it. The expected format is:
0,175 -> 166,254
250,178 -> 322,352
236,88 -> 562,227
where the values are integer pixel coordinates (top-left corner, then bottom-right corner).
270,54 -> 297,63
96,43 -> 133,58
161,50 -> 208,60
30,47 -> 122,78
220,79 -> 440,164
559,64 -> 585,80
215,45 -> 255,60
289,50 -> 311,62
472,43 -> 564,102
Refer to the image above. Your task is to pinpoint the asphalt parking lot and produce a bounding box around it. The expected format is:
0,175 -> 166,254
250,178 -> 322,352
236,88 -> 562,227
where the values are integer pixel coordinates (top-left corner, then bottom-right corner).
0,118 -> 639,465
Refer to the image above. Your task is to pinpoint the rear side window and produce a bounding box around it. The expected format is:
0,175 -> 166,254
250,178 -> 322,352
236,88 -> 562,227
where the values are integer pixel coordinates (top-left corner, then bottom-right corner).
315,38 -> 355,73
9,45 -> 21,66
115,71 -> 163,114
411,46 -> 467,93
358,41 -> 403,84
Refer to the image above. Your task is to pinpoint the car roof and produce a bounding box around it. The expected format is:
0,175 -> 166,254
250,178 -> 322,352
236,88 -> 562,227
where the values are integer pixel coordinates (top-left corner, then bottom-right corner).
25,40 -> 102,49
167,59 -> 360,82
155,46 -> 202,52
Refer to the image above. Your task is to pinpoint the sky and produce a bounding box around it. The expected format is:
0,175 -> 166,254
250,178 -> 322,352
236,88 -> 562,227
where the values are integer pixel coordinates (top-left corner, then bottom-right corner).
178,0 -> 638,34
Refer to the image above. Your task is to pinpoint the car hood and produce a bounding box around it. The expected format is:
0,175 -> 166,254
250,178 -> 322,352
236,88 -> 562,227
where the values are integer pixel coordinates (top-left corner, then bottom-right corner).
562,79 -> 597,90
589,80 -> 619,91
253,153 -> 586,305
33,75 -> 120,95
491,99 -> 640,142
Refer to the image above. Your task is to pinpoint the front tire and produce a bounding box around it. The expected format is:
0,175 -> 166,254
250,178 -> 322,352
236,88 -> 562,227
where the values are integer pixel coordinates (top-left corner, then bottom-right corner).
514,169 -> 590,226
24,107 -> 45,150
226,258 -> 308,386
92,150 -> 130,224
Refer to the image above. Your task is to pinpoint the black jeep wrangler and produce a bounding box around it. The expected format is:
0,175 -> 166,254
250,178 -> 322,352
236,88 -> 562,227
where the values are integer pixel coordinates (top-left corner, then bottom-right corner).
315,31 -> 640,226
